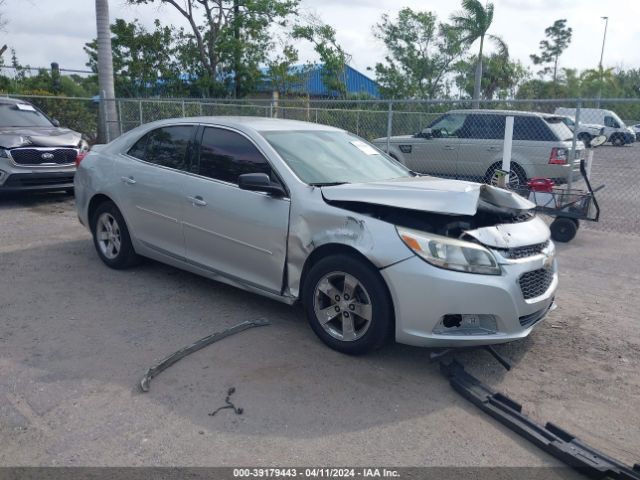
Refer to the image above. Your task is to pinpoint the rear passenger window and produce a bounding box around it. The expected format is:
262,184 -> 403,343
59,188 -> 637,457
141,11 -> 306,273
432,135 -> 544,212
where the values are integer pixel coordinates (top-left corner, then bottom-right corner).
127,126 -> 193,170
128,135 -> 148,160
460,114 -> 505,139
197,127 -> 271,184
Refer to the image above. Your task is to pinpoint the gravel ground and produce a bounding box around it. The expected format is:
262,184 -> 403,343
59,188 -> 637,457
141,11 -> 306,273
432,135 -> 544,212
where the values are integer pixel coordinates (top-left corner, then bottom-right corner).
0,193 -> 638,468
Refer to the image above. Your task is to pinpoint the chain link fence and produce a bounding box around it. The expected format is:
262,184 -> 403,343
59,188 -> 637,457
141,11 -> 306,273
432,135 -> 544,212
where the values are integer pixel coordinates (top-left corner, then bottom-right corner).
5,93 -> 639,236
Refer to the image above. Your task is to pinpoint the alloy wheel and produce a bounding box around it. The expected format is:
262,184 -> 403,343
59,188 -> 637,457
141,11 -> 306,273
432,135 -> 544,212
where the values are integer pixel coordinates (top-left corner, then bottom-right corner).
313,271 -> 373,342
96,212 -> 122,260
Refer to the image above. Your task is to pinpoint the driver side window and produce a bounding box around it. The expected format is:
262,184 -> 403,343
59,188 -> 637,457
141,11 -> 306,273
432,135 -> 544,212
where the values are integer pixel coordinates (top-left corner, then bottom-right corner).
604,116 -> 620,128
428,114 -> 467,138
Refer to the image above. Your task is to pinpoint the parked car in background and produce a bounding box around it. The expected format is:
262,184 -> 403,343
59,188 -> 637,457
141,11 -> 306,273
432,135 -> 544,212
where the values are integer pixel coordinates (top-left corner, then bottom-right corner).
556,115 -> 604,146
555,107 -> 635,146
0,98 -> 88,193
631,123 -> 640,141
75,117 -> 557,354
372,110 -> 583,188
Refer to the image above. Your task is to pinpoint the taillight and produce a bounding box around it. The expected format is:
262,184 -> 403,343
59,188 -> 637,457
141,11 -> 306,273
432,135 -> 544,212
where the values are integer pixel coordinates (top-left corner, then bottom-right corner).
75,150 -> 88,166
549,147 -> 568,165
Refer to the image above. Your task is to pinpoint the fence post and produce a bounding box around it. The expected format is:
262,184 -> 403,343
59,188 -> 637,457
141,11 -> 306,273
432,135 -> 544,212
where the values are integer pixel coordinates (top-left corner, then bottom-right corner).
102,90 -> 110,143
501,116 -> 514,183
568,100 -> 582,192
181,99 -> 186,118
386,102 -> 393,153
138,99 -> 143,126
356,110 -> 360,136
117,99 -> 123,136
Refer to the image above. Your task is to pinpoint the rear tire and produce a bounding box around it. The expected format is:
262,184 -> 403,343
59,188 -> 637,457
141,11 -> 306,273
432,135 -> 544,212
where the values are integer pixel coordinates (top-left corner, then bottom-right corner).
611,135 -> 625,147
91,201 -> 140,269
484,162 -> 527,190
302,254 -> 393,355
550,217 -> 578,243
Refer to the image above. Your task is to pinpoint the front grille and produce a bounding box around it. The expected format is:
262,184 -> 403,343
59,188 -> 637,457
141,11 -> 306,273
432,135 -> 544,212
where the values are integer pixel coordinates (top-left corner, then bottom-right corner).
519,268 -> 554,300
10,148 -> 77,165
501,241 -> 550,260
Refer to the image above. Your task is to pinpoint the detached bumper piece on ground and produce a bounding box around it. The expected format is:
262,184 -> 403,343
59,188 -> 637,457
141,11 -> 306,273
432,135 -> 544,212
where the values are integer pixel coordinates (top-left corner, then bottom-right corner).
139,320 -> 270,392
441,361 -> 640,480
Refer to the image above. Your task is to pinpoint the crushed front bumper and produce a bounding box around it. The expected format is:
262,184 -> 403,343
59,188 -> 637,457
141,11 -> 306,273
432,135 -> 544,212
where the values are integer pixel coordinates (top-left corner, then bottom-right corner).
381,252 -> 558,348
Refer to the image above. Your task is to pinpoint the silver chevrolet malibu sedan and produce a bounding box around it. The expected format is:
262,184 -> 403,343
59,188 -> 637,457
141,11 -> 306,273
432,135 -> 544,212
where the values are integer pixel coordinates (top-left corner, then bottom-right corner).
75,117 -> 557,354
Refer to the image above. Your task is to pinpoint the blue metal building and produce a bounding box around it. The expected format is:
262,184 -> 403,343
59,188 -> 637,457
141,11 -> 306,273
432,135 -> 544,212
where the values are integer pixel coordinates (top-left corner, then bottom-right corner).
258,64 -> 380,98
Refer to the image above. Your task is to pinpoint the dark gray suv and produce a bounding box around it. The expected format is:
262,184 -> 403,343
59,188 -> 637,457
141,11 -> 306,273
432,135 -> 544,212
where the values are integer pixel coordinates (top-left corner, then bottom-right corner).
0,98 -> 87,193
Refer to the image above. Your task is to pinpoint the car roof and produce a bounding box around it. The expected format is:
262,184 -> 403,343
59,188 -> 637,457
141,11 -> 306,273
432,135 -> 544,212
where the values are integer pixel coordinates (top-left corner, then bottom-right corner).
144,116 -> 344,133
447,109 -> 559,118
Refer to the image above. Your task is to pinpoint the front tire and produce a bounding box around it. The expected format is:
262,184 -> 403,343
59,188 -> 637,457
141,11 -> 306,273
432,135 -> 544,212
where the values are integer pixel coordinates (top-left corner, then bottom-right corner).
578,133 -> 592,147
303,254 -> 393,355
91,201 -> 139,269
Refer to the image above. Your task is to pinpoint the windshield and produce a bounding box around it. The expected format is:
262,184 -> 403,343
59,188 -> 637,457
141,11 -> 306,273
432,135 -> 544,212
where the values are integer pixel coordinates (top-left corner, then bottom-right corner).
0,103 -> 53,127
262,130 -> 411,185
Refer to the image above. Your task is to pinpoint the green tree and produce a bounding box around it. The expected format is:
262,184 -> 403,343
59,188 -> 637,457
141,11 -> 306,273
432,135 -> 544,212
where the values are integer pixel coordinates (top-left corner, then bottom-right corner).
372,8 -> 463,99
266,42 -> 299,95
450,0 -> 506,107
530,19 -> 572,83
128,0 -> 299,97
292,16 -> 350,97
85,19 -> 185,97
455,53 -> 527,99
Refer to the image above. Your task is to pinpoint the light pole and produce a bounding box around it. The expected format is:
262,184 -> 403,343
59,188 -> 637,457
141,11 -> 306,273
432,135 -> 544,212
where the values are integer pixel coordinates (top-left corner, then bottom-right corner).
597,16 -> 608,107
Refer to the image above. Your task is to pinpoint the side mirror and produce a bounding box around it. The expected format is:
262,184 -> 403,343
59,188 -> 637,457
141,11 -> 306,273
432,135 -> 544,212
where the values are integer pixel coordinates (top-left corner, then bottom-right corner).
238,173 -> 286,197
419,128 -> 432,139
51,118 -> 61,127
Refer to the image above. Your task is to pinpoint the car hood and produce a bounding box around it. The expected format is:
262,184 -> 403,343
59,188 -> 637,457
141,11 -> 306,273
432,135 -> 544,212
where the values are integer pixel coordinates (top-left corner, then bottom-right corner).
0,126 -> 82,149
321,176 -> 534,216
372,135 -> 415,143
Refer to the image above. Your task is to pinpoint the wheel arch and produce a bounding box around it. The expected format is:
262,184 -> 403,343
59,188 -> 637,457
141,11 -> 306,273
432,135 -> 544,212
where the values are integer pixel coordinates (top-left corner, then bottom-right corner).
299,244 -> 395,324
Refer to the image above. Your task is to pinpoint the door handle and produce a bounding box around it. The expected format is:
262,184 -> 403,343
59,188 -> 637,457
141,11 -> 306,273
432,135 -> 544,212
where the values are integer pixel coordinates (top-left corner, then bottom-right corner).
443,146 -> 455,151
487,146 -> 501,151
187,195 -> 207,207
121,176 -> 136,185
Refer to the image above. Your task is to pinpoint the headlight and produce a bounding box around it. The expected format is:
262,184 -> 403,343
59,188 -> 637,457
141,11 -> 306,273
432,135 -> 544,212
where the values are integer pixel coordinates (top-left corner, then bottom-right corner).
396,226 -> 501,275
0,149 -> 8,158
79,139 -> 89,152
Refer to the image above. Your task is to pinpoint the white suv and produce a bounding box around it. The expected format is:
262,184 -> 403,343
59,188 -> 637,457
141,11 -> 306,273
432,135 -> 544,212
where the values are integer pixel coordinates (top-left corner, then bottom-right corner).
373,110 -> 583,187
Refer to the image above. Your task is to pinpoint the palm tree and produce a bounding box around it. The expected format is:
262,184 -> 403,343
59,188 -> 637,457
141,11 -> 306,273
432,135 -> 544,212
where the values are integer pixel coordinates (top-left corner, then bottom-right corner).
95,0 -> 119,141
450,0 -> 507,108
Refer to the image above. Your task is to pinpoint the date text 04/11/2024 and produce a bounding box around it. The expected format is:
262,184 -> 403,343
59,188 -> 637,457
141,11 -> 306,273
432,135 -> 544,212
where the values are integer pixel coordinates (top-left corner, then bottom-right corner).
232,468 -> 400,478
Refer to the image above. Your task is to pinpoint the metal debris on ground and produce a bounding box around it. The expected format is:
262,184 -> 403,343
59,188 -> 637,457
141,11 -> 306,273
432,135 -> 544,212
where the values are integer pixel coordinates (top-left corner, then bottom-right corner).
139,319 -> 271,392
209,387 -> 243,417
440,360 -> 640,480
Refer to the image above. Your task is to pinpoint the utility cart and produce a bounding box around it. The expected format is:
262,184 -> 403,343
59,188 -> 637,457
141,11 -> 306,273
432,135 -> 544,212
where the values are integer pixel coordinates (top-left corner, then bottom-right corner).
525,159 -> 604,242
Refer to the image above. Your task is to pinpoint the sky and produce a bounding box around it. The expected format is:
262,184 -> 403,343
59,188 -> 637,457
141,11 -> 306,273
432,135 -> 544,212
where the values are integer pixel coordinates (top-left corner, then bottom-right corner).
2,0 -> 640,78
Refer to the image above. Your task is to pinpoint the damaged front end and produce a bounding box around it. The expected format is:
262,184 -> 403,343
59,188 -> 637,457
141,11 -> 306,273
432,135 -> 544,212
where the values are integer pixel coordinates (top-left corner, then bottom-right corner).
306,176 -> 557,347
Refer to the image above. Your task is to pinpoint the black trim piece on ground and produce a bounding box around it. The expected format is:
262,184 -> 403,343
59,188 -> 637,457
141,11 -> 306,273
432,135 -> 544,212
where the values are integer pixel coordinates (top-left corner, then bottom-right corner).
440,360 -> 640,480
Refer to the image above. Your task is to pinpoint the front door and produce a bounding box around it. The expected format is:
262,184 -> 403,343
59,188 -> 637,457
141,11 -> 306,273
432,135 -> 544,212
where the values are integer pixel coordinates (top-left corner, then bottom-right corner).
407,113 -> 467,178
182,126 -> 290,294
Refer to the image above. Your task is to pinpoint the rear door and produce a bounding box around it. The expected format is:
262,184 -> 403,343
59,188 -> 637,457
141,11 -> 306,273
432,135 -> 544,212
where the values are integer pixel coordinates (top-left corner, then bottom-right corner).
182,126 -> 290,294
405,113 -> 466,178
115,124 -> 196,259
457,114 -> 505,181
